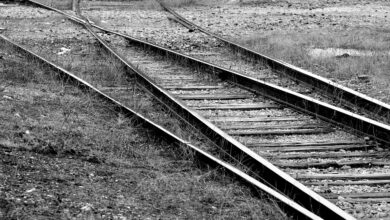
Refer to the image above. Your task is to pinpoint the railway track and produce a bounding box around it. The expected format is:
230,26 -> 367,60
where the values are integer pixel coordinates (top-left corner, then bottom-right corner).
154,0 -> 390,126
11,1 -> 390,219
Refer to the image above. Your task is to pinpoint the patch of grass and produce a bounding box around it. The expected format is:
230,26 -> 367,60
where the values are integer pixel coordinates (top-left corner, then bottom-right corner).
0,44 -> 43,84
241,28 -> 390,102
37,0 -> 73,10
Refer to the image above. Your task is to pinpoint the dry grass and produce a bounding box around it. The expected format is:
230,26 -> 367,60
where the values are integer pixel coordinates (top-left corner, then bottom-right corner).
36,0 -> 73,10
241,28 -> 390,102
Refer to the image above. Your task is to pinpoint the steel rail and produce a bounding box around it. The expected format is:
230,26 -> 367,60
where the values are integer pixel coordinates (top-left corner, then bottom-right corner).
0,33 -> 323,220
26,1 -> 355,219
156,0 -> 390,123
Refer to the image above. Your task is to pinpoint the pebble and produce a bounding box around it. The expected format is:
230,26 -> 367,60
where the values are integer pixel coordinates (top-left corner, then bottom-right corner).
25,188 -> 36,193
2,95 -> 13,100
341,165 -> 351,170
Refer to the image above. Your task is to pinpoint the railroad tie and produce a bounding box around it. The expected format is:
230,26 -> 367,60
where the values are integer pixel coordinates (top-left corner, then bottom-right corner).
322,192 -> 390,200
256,144 -> 374,152
209,116 -> 302,123
295,173 -> 390,180
220,123 -> 326,130
228,127 -> 334,136
263,150 -> 383,159
178,94 -> 253,100
306,179 -> 390,186
190,103 -> 281,110
274,160 -> 390,169
247,141 -> 367,148
164,85 -> 225,90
